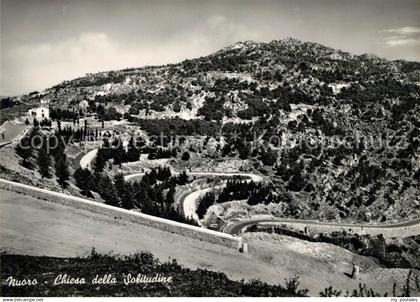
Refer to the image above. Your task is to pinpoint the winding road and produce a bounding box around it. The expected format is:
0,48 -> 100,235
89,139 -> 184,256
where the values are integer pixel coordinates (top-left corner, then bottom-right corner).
222,216 -> 420,237
126,171 -> 262,222
79,149 -> 420,238
79,149 -> 98,169
126,170 -> 420,238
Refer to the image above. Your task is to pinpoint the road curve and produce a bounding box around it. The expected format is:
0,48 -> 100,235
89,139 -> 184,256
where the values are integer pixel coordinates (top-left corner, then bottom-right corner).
223,217 -> 420,237
79,149 -> 98,169
79,149 -> 420,238
123,170 -> 420,238
125,171 -> 264,221
179,172 -> 263,221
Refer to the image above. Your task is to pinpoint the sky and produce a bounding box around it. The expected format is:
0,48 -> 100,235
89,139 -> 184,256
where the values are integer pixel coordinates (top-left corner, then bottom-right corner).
1,0 -> 419,96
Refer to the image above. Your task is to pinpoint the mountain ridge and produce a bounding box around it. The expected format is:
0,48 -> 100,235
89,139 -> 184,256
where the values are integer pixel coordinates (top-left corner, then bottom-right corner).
33,38 -> 418,96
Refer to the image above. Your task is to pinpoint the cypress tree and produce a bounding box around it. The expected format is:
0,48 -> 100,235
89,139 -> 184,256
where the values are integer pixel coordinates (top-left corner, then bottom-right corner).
177,171 -> 189,185
16,136 -> 34,169
126,137 -> 140,162
165,186 -> 176,206
84,119 -> 88,137
37,145 -> 51,178
93,148 -> 106,174
121,183 -> 134,209
114,173 -> 127,199
113,150 -> 123,166
74,167 -> 94,196
97,176 -> 120,206
55,154 -> 70,188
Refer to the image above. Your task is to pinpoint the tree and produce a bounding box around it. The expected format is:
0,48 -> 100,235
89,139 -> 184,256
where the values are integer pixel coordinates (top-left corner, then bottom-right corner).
84,119 -> 88,137
285,276 -> 309,296
0,97 -> 14,109
320,286 -> 342,297
121,183 -> 134,209
236,140 -> 250,160
37,145 -> 51,178
114,173 -> 134,209
156,166 -> 171,181
74,167 -> 94,196
177,171 -> 189,185
93,149 -> 106,174
165,186 -> 176,206
103,107 -> 122,121
113,150 -> 123,166
40,118 -> 52,127
15,135 -> 34,169
181,151 -> 190,161
123,112 -> 131,120
126,137 -> 140,162
186,101 -> 192,110
112,139 -> 126,166
55,155 -> 70,188
97,175 -> 120,206
259,148 -> 277,166
173,101 -> 181,113
197,191 -> 216,219
24,118 -> 30,125
114,173 -> 129,204
134,185 -> 151,210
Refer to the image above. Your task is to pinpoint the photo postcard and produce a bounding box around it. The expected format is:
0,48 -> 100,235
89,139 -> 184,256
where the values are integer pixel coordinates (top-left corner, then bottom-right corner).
0,0 -> 419,300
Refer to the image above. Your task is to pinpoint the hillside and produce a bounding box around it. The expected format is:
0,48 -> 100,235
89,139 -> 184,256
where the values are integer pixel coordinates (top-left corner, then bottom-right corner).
2,38 -> 420,224
32,39 -> 420,116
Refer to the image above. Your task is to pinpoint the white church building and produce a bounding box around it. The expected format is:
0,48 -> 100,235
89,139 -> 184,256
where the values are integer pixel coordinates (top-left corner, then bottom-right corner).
28,99 -> 50,120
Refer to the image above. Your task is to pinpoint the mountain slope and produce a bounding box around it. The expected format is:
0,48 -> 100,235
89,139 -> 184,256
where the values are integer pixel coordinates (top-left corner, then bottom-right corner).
5,38 -> 420,224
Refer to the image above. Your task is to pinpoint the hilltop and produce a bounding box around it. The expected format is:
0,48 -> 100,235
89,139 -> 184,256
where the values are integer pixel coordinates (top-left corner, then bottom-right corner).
38,39 -> 420,115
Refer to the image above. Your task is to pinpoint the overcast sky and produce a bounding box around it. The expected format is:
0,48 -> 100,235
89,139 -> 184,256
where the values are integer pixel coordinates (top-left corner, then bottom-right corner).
1,0 -> 419,95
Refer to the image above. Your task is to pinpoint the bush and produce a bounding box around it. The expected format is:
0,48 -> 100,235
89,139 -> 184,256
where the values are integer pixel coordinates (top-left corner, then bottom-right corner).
181,151 -> 190,161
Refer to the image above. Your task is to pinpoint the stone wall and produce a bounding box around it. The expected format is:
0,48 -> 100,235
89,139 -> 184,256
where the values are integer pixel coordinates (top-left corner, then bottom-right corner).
0,178 -> 241,249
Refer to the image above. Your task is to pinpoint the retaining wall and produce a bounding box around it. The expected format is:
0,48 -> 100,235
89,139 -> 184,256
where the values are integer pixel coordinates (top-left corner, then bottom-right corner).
257,219 -> 420,238
0,178 -> 240,249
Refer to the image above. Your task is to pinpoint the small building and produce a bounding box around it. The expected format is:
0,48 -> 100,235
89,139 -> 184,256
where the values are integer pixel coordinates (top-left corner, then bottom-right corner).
28,106 -> 50,120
